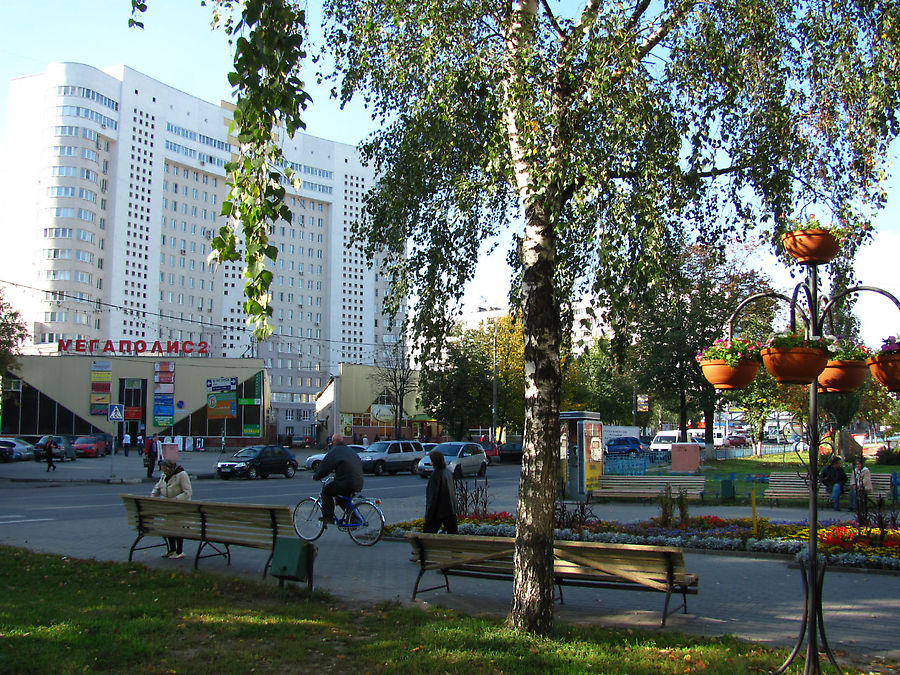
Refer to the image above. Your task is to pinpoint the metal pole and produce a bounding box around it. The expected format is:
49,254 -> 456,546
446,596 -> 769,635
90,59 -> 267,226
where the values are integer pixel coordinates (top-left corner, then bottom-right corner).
492,322 -> 498,445
805,263 -> 821,675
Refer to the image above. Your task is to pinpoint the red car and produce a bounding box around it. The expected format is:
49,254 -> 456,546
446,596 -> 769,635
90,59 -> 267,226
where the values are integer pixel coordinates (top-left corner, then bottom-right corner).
73,435 -> 109,458
726,435 -> 748,448
478,439 -> 501,465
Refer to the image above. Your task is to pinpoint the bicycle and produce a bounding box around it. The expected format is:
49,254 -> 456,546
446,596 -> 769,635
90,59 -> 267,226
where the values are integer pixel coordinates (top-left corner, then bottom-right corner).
293,486 -> 385,546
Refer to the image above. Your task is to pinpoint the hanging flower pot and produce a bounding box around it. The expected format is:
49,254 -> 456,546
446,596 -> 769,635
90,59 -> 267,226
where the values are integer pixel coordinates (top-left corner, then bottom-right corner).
699,359 -> 759,390
761,347 -> 829,384
867,352 -> 900,392
780,228 -> 840,265
817,360 -> 868,393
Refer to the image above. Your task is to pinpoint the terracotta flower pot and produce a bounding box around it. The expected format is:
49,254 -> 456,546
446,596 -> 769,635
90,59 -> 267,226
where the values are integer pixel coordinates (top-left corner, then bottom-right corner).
760,347 -> 829,384
817,359 -> 868,393
780,228 -> 840,265
699,359 -> 760,390
867,352 -> 900,392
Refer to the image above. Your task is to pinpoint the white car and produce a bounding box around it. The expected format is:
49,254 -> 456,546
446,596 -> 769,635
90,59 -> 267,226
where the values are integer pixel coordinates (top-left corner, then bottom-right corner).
417,442 -> 487,479
304,445 -> 366,472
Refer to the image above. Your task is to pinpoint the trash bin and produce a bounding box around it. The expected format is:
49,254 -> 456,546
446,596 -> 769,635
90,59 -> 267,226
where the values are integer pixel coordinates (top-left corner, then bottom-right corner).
270,537 -> 316,590
721,479 -> 735,501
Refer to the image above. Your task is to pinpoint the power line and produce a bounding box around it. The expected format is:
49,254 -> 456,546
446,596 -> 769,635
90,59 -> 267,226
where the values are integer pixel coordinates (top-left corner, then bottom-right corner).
0,277 -> 402,356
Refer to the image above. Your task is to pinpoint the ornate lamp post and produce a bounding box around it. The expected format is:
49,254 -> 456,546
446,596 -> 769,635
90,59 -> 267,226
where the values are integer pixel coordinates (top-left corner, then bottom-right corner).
720,229 -> 900,675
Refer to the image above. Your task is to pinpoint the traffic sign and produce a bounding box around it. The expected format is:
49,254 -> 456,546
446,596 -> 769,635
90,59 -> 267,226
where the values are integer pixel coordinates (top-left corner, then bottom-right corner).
108,404 -> 125,422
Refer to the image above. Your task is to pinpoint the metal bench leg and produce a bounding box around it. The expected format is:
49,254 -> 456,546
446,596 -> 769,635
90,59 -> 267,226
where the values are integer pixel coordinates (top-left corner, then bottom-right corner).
661,588 -> 672,628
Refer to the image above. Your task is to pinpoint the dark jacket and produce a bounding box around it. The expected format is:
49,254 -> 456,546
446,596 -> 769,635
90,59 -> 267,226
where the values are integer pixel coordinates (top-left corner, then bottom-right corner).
313,443 -> 364,489
426,468 -> 457,520
820,464 -> 847,488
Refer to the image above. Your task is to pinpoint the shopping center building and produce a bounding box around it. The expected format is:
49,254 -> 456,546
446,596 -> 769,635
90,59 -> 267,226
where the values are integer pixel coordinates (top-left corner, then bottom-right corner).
2,349 -> 266,446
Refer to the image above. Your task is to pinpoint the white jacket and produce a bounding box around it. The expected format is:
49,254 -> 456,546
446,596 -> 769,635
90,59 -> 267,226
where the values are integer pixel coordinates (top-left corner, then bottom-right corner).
151,467 -> 192,500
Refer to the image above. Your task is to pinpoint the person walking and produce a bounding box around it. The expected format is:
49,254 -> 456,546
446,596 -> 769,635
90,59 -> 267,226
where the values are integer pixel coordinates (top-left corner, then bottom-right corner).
850,456 -> 874,510
144,434 -> 159,479
820,456 -> 847,510
122,432 -> 131,457
45,439 -> 57,472
151,459 -> 193,558
424,450 -> 457,534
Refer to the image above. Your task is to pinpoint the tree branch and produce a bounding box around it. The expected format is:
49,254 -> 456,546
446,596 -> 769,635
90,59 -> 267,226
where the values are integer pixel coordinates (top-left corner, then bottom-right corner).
540,0 -> 565,40
623,0 -> 652,35
611,0 -> 696,80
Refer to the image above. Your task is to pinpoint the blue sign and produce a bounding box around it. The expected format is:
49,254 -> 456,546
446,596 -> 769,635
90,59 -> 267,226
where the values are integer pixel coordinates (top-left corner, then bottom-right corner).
107,404 -> 124,422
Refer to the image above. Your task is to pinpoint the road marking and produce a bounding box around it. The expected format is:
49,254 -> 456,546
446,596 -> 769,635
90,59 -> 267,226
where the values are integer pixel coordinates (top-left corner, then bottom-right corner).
0,517 -> 54,524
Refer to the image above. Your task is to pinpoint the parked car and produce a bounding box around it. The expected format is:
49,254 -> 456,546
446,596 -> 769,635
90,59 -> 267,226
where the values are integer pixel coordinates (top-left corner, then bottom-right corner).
0,437 -> 36,461
649,430 -> 681,452
304,445 -> 366,472
34,435 -> 77,462
357,440 -> 426,475
604,437 -> 644,456
417,441 -> 487,478
73,434 -> 109,458
477,439 -> 501,465
726,434 -> 749,447
216,445 -> 298,479
499,441 -> 523,462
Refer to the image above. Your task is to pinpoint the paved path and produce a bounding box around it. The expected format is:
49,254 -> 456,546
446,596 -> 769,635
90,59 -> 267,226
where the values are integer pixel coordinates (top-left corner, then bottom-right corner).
2,452 -> 898,668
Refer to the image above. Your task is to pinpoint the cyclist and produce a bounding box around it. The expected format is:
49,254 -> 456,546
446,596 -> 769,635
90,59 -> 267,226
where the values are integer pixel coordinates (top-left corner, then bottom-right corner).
312,432 -> 364,525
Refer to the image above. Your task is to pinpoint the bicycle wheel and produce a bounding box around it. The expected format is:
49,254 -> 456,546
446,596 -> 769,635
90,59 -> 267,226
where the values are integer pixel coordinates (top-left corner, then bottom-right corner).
293,497 -> 325,541
347,500 -> 384,546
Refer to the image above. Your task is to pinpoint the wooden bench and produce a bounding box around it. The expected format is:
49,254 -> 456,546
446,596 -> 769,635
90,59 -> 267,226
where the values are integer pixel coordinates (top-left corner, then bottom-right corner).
588,475 -> 706,502
120,495 -> 306,579
763,472 -> 895,504
407,533 -> 698,627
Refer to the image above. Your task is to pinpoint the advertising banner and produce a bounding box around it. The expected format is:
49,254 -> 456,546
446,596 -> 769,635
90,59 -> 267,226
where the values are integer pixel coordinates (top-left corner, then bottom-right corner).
207,391 -> 237,419
90,381 -> 111,393
125,406 -> 142,420
90,371 -> 111,382
90,392 -> 110,405
582,421 -> 604,493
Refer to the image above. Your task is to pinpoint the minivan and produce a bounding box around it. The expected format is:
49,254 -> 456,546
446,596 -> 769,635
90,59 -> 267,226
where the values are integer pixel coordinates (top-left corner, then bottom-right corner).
649,430 -> 687,452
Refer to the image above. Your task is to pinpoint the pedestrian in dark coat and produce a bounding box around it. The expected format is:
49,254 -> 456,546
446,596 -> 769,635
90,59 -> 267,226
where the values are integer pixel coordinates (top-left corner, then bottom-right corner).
424,450 -> 457,534
45,439 -> 57,472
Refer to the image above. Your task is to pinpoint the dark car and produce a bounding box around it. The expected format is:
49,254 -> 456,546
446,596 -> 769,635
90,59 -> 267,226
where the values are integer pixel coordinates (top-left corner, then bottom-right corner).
604,437 -> 644,456
726,435 -> 749,448
34,435 -> 77,462
73,434 -> 109,458
499,441 -> 523,462
216,445 -> 298,479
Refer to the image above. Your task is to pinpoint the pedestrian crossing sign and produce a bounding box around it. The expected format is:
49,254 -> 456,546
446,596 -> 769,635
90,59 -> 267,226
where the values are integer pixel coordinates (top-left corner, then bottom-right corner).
108,404 -> 124,422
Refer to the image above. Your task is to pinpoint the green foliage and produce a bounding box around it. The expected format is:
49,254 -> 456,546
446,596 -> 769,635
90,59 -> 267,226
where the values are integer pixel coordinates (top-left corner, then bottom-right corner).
0,289 -> 28,376
827,337 -> 871,361
132,0 -> 310,339
561,339 -> 634,424
765,332 -> 831,352
419,331 -> 492,440
698,338 -> 762,367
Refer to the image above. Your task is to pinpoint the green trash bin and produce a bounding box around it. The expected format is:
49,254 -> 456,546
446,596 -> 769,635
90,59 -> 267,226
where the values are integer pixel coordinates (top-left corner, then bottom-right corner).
720,479 -> 735,501
270,537 -> 316,591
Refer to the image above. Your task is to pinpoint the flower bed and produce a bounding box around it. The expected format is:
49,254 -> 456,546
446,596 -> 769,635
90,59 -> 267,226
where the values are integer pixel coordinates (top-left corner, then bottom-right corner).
387,513 -> 900,571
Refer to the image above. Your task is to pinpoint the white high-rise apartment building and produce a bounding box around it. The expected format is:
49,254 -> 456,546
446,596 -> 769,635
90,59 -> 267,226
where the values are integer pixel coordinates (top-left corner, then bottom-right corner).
0,62 -> 402,439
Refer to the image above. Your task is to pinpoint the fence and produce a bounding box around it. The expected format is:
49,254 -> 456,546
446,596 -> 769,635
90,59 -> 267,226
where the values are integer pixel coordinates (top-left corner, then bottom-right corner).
603,451 -> 671,475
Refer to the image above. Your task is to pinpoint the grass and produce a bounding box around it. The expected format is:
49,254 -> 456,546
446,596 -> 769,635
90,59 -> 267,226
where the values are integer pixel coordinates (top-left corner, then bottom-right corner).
0,545 -> 888,674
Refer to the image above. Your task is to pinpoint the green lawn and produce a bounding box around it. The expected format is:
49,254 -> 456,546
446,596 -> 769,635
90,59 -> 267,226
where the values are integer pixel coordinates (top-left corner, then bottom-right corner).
0,545 -> 885,673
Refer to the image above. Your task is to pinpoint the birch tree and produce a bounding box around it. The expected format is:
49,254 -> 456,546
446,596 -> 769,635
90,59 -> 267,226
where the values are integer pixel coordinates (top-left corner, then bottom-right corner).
136,0 -> 900,634
320,0 -> 900,633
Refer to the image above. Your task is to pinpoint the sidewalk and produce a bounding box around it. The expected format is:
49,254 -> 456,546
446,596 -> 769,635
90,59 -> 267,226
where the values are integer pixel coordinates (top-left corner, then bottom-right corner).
0,446 -> 302,484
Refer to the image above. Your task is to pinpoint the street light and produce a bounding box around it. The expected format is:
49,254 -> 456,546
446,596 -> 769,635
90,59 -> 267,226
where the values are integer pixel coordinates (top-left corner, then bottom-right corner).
724,251 -> 900,675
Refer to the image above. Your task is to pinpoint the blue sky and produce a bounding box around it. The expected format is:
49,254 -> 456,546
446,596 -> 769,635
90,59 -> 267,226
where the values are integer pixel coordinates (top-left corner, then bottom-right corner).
1,0 -> 898,345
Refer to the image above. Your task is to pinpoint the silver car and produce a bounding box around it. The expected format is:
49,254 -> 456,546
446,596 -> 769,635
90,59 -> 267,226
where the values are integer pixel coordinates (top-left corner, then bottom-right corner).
0,437 -> 35,461
417,442 -> 487,479
304,445 -> 365,472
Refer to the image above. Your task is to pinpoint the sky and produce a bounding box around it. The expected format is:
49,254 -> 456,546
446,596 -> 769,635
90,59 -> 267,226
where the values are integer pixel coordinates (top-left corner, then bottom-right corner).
1,0 -> 898,346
